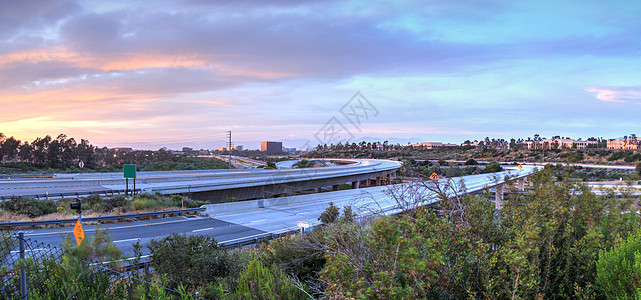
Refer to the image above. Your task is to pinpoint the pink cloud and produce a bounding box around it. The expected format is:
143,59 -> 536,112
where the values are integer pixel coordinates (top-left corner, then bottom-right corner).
586,86 -> 641,103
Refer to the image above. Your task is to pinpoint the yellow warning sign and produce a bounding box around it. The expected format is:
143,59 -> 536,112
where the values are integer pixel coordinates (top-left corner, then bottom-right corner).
73,219 -> 85,246
518,165 -> 523,170
430,173 -> 440,181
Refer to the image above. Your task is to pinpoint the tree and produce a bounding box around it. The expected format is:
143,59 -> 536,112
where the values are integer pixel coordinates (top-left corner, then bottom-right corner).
596,232 -> 641,299
484,162 -> 502,173
637,162 -> 641,177
318,202 -> 340,225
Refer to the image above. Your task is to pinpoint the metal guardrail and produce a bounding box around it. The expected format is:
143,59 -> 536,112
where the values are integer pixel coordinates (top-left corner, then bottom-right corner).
0,188 -> 143,201
0,207 -> 205,228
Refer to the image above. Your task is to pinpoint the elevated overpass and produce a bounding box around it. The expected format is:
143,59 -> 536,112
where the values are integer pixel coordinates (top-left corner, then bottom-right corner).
0,159 -> 401,202
13,166 -> 537,258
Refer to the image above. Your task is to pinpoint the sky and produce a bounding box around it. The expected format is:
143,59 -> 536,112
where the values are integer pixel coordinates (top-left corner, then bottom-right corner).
1,0 -> 640,150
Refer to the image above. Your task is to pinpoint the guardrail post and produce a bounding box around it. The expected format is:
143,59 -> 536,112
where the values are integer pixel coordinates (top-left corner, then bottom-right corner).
495,184 -> 504,210
18,231 -> 27,300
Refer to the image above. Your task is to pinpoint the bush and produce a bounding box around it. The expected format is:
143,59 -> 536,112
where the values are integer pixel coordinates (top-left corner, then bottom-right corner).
596,233 -> 641,299
264,233 -> 326,280
483,162 -> 502,173
130,198 -> 157,210
232,258 -> 307,299
465,159 -> 478,165
148,233 -> 239,290
1,197 -> 57,218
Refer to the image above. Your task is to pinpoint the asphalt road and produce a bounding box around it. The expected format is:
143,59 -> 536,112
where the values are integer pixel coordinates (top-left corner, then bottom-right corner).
10,166 -> 535,261
0,159 -> 401,198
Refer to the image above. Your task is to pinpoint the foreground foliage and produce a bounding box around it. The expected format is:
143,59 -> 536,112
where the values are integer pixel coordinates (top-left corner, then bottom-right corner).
5,166 -> 641,299
316,166 -> 640,299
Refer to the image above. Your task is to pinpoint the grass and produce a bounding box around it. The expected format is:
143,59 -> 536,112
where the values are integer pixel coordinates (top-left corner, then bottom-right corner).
0,193 -> 209,226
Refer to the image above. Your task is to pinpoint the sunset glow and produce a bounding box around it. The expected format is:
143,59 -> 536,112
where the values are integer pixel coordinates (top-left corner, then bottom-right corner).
1,0 -> 640,149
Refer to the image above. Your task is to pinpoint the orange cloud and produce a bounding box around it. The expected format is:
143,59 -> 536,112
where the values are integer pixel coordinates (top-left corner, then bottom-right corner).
0,47 -> 295,79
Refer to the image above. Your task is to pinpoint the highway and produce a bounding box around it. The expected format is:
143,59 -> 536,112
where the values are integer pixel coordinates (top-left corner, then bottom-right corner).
12,165 -> 536,260
0,159 -> 401,199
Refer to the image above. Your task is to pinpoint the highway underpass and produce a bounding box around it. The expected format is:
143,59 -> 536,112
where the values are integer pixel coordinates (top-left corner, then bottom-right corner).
8,164 -> 537,259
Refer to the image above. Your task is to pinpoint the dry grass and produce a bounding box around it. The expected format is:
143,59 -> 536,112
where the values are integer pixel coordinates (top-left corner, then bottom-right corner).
0,205 -> 191,229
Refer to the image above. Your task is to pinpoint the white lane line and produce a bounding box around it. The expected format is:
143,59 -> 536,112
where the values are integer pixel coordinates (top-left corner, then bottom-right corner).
10,248 -> 45,253
249,219 -> 267,223
192,227 -> 214,233
113,238 -> 140,243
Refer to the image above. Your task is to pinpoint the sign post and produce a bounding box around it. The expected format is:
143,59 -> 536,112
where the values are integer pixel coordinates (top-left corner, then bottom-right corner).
70,202 -> 84,245
297,221 -> 310,233
123,164 -> 136,196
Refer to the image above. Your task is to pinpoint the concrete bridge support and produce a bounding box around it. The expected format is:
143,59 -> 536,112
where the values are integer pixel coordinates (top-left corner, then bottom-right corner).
332,185 -> 339,191
352,181 -> 360,189
495,184 -> 504,210
518,178 -> 525,192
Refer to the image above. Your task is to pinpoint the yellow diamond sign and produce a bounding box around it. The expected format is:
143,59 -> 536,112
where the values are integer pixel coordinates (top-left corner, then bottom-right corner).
518,165 -> 523,170
73,219 -> 85,246
430,173 -> 440,181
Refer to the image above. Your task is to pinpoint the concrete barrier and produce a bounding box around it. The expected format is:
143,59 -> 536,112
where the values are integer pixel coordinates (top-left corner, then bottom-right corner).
202,200 -> 261,216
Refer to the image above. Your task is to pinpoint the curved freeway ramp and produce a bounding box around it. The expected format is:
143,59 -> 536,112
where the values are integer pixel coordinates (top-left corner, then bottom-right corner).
10,166 -> 537,258
0,159 -> 401,201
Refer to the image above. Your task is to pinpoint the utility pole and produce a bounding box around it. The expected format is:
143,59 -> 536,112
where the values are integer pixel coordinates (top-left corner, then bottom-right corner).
227,131 -> 232,169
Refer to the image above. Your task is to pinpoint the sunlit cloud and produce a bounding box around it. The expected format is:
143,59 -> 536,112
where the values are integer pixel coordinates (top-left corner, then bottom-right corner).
586,86 -> 641,103
1,0 -> 641,149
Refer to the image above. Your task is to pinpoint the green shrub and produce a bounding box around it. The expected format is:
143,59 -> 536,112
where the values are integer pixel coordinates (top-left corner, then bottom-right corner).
264,233 -> 326,280
596,233 -> 641,299
148,233 -> 239,290
483,162 -> 502,173
1,197 -> 57,218
232,258 -> 307,299
130,198 -> 158,210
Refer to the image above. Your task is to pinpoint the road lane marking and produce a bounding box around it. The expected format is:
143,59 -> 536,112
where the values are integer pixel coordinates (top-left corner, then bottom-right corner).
114,238 -> 140,243
23,217 -> 201,237
192,227 -> 213,232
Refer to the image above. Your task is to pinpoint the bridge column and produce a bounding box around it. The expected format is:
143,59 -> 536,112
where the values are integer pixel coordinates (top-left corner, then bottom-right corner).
332,185 -> 339,191
495,184 -> 504,210
518,178 -> 525,192
315,187 -> 322,193
352,181 -> 360,189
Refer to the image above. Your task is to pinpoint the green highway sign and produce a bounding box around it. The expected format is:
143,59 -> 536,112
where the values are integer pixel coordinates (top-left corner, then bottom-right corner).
123,164 -> 137,179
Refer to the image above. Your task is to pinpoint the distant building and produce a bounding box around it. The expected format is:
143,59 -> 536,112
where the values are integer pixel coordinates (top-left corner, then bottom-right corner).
113,147 -> 133,153
523,139 -> 597,150
261,141 -> 283,155
283,147 -> 297,153
218,145 -> 243,152
573,140 -> 599,149
182,147 -> 193,153
410,142 -> 457,149
607,139 -> 638,149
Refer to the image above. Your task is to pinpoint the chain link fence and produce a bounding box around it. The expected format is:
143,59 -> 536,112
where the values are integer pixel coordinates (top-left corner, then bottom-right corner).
0,231 -> 178,299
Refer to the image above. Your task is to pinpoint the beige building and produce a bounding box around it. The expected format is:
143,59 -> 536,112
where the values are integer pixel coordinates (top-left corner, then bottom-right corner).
522,139 -> 597,150
607,139 -> 638,150
410,142 -> 458,149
